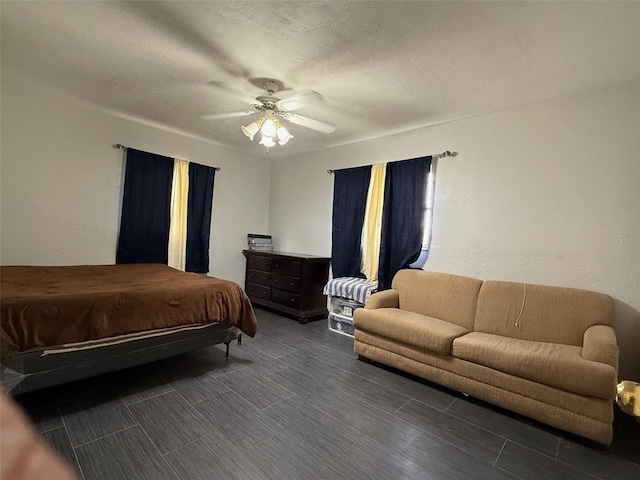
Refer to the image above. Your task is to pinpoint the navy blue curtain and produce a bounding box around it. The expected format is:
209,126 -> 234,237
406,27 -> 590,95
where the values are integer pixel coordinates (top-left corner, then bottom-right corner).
377,156 -> 432,290
116,149 -> 174,264
331,165 -> 372,278
186,163 -> 215,273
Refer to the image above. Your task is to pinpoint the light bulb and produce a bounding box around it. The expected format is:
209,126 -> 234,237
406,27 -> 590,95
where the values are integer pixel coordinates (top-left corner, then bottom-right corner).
260,119 -> 277,138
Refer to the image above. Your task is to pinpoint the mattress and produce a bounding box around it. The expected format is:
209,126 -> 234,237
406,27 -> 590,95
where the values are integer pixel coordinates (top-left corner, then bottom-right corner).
0,263 -> 257,360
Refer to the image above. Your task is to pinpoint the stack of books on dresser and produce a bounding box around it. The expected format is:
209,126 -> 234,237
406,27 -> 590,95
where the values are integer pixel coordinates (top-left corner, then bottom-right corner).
247,234 -> 273,251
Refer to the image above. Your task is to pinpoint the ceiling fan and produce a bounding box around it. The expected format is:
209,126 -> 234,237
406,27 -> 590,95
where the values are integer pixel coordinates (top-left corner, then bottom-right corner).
202,79 -> 336,149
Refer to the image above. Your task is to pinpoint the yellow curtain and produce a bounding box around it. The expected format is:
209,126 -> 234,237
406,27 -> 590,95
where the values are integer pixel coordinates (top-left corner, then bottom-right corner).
361,163 -> 386,282
168,159 -> 189,270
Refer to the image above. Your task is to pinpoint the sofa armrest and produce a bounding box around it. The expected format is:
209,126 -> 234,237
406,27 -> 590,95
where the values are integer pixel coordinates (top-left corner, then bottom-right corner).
582,325 -> 619,369
365,289 -> 399,309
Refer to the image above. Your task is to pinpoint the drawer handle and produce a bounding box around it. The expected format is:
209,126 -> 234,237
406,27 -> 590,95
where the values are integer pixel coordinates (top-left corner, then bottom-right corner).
290,282 -> 295,286
275,263 -> 279,268
290,299 -> 295,303
274,278 -> 278,282
250,273 -> 254,277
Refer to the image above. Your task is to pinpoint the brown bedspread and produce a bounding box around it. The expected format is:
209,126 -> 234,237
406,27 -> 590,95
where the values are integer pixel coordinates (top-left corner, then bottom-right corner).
1,264 -> 257,359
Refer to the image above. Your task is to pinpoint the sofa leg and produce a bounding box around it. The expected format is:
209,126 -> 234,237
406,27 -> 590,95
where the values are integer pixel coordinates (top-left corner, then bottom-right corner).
357,354 -> 371,363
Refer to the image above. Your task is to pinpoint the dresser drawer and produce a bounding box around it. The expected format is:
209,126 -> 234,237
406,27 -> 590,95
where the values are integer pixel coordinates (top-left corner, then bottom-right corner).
248,269 -> 271,285
271,288 -> 301,309
246,282 -> 271,301
247,256 -> 272,272
272,259 -> 302,277
271,274 -> 300,293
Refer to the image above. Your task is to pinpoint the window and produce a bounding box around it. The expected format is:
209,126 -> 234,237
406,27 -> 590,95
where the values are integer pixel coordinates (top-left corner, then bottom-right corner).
333,155 -> 431,288
116,148 -> 216,273
410,164 -> 436,269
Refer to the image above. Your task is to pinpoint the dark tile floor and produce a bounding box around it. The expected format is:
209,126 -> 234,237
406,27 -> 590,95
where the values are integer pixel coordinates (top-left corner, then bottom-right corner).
15,308 -> 640,480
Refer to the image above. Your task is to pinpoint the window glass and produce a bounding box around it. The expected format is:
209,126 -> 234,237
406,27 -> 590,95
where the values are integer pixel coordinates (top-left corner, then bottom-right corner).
410,166 -> 435,268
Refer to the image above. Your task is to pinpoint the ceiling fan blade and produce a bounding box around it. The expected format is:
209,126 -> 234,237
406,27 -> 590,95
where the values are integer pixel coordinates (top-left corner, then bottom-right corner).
284,113 -> 336,134
275,89 -> 324,112
205,81 -> 260,106
201,111 -> 256,120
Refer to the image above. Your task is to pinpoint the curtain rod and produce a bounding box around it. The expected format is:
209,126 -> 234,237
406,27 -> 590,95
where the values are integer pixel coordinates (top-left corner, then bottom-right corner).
113,144 -> 221,171
326,150 -> 457,174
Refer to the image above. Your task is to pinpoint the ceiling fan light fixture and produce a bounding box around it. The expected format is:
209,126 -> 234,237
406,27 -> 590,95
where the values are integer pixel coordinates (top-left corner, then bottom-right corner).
277,126 -> 293,145
241,121 -> 260,141
206,78 -> 335,152
259,135 -> 276,148
260,118 -> 277,138
243,114 -> 292,151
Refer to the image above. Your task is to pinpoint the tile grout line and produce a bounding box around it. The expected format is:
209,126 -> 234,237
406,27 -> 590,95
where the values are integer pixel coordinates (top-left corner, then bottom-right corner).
159,428 -> 232,459
440,402 -> 562,459
127,391 -> 214,460
366,375 -> 451,406
493,438 -> 507,466
123,387 -> 177,406
138,417 -> 194,459
163,384 -> 194,407
60,413 -> 86,480
442,397 -> 457,413
411,426 -> 509,472
157,367 -> 232,403
165,457 -> 186,480
72,424 -> 139,450
327,382 -> 408,417
501,436 -> 575,464
391,398 -> 412,414
188,389 -> 228,408
36,424 -> 67,436
261,392 -> 297,412
310,353 -> 429,400
387,397 -> 524,463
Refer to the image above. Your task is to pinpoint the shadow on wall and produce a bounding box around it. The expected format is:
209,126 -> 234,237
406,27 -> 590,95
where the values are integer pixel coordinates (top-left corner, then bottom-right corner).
613,299 -> 640,382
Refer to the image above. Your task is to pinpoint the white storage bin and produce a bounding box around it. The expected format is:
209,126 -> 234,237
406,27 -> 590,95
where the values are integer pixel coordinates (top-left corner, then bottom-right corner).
329,296 -> 363,318
328,313 -> 355,337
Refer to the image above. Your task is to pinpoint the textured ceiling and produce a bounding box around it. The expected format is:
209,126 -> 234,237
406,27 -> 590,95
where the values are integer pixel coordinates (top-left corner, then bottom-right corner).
2,1 -> 640,159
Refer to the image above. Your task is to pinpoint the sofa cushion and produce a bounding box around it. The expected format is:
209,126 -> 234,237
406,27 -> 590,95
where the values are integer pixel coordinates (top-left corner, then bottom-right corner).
392,270 -> 482,331
474,281 -> 614,346
353,308 -> 469,355
452,332 -> 617,399
355,329 -> 614,423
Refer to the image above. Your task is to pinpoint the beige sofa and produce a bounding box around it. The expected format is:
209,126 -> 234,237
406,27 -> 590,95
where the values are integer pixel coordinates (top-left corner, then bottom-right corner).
353,270 -> 619,445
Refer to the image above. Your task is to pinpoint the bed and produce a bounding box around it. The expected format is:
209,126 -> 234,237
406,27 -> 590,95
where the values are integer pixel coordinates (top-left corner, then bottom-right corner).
0,264 -> 257,395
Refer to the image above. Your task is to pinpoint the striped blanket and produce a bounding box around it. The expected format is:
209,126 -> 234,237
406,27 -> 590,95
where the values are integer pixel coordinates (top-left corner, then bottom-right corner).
323,277 -> 378,305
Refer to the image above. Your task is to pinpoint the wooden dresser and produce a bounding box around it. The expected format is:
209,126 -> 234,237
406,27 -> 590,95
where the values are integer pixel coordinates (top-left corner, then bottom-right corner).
242,250 -> 330,323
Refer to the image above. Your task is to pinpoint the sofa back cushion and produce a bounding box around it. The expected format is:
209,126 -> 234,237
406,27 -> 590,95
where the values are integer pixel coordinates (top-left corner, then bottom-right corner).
392,270 -> 483,331
474,281 -> 614,346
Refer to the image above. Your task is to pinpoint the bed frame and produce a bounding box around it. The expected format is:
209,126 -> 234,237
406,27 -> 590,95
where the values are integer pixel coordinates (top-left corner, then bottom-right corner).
1,323 -> 241,395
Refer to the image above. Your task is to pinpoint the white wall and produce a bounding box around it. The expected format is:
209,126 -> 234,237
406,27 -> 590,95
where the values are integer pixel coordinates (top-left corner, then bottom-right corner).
269,81 -> 640,381
0,71 -> 271,284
